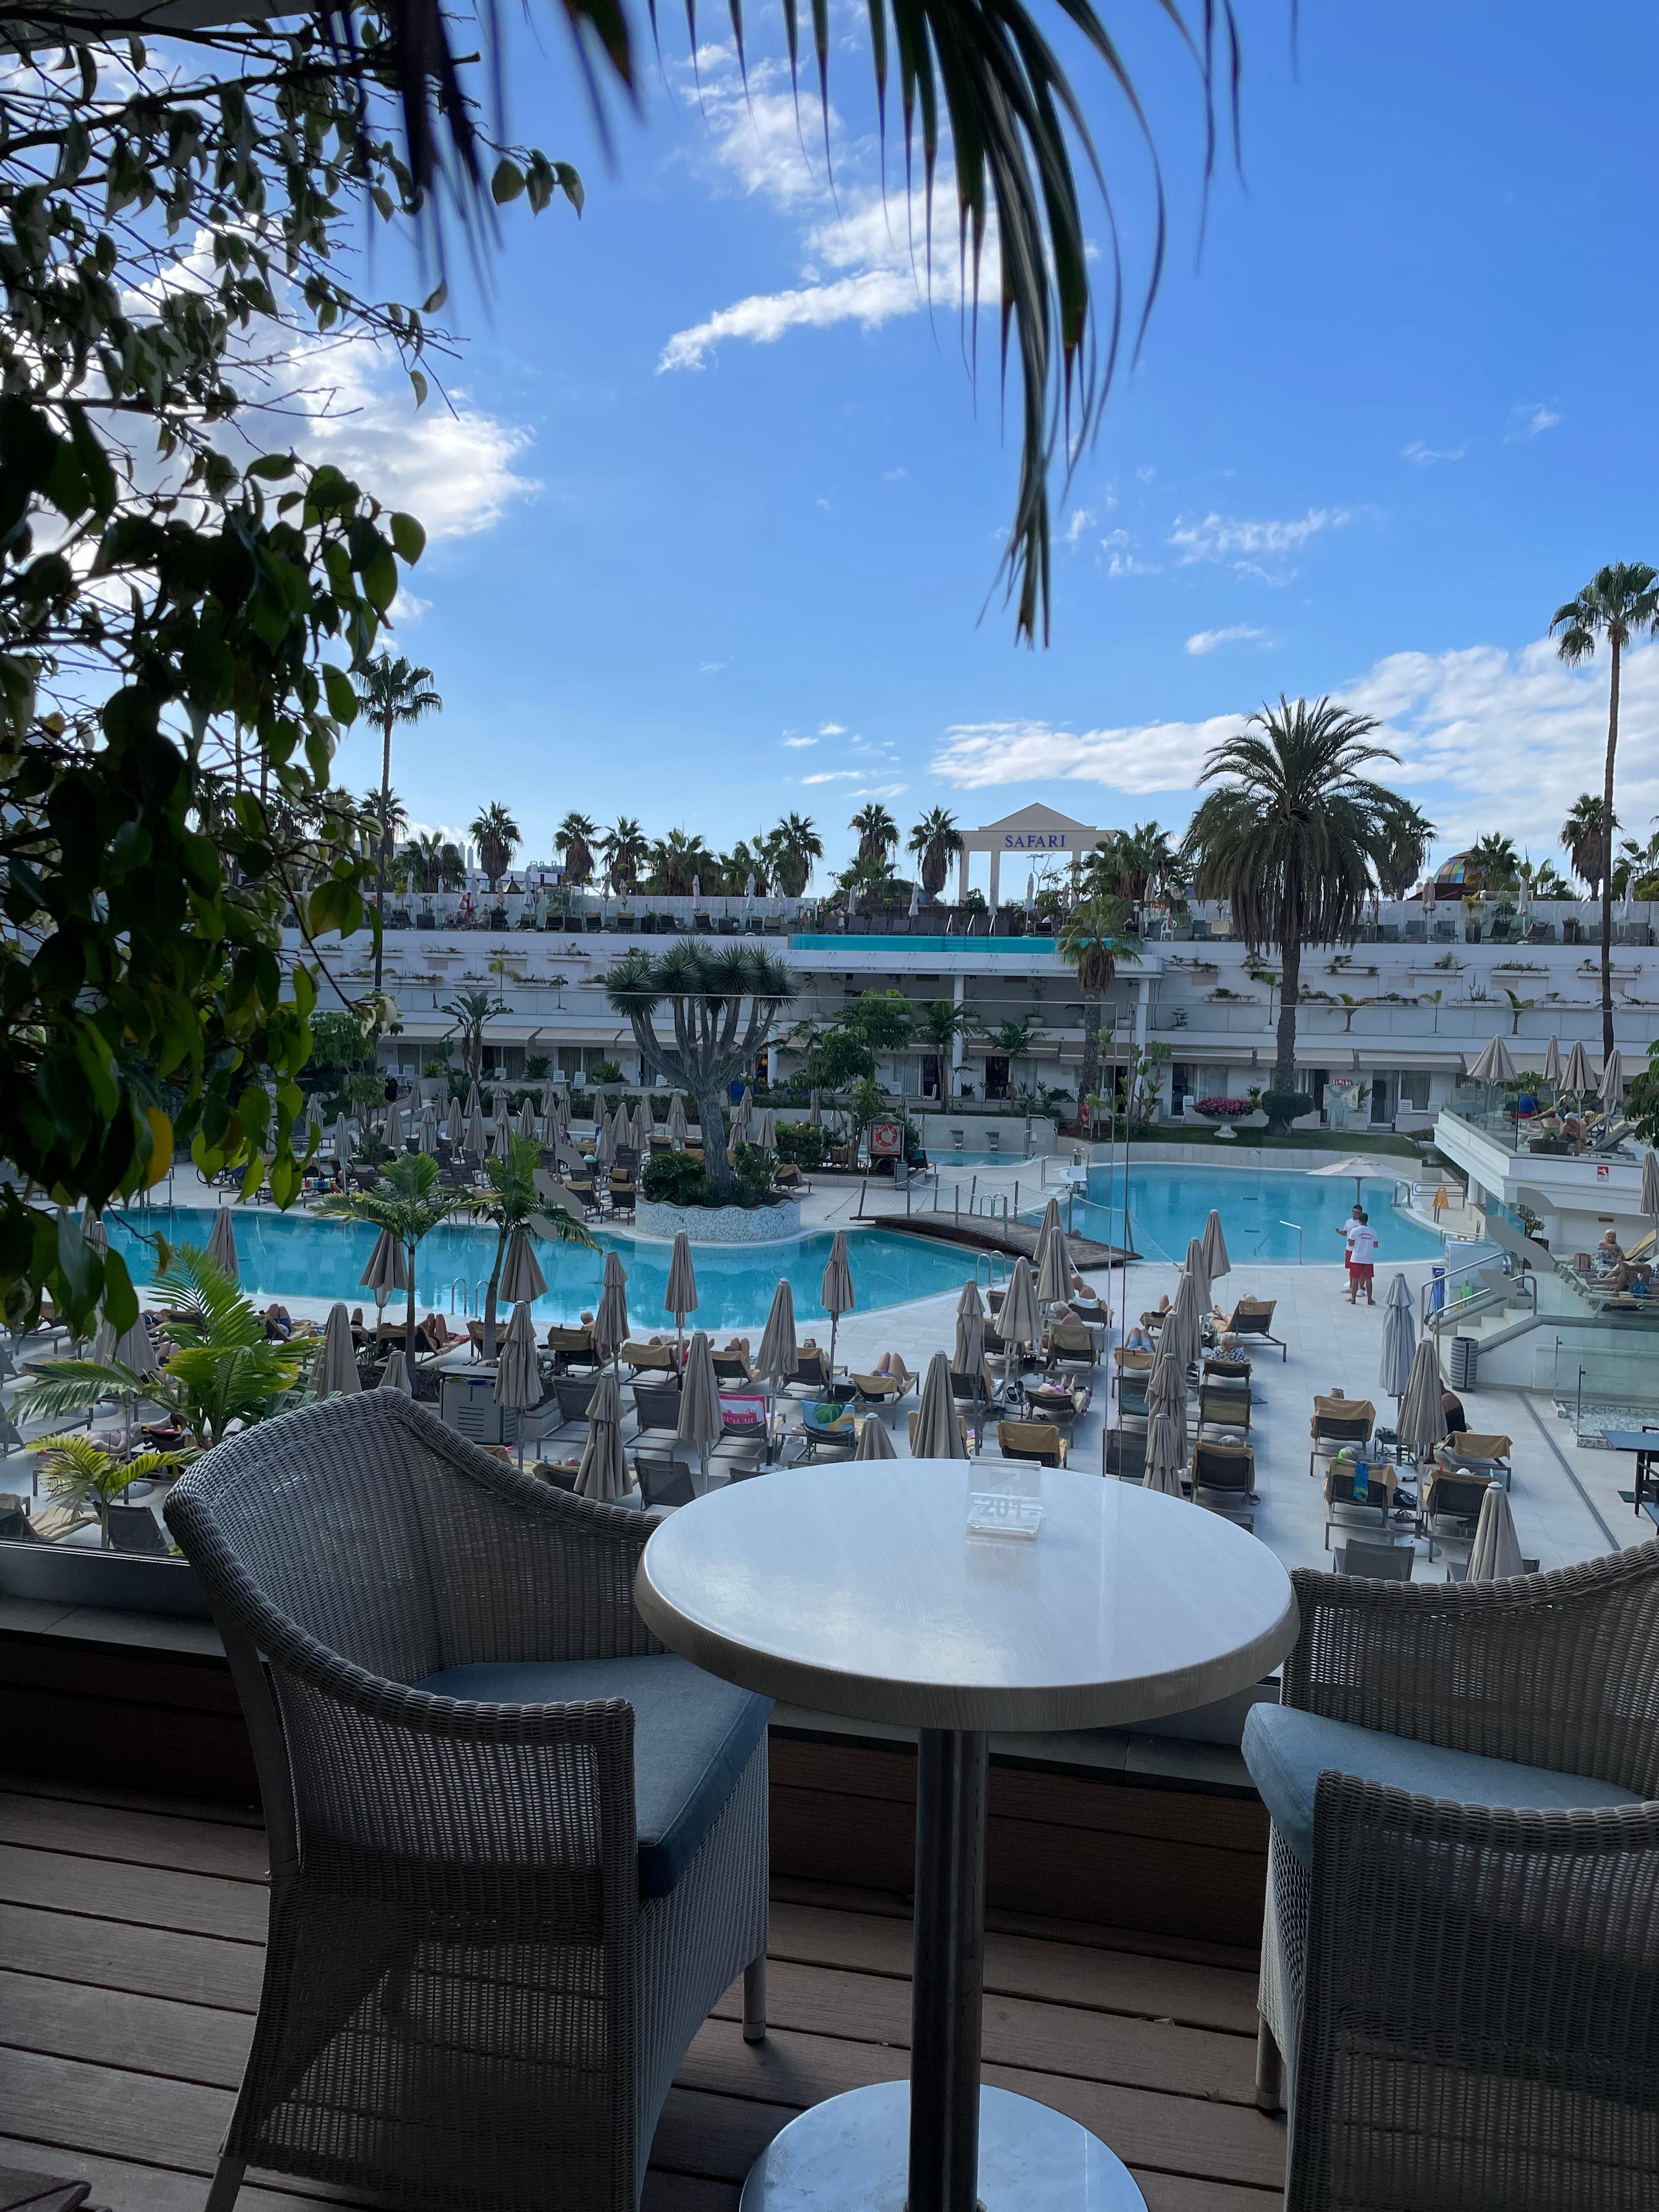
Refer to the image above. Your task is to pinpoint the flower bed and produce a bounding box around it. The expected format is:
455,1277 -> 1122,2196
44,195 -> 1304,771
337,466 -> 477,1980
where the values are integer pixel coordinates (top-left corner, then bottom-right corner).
1193,1097 -> 1251,1120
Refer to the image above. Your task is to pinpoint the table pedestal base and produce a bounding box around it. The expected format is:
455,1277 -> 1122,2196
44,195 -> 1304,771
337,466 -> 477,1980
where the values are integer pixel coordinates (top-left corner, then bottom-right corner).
737,2081 -> 1147,2210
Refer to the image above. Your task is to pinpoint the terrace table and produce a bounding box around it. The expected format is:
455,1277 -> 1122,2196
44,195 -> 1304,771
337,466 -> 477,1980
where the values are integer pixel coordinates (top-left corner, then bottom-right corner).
635,1463 -> 1299,2211
1600,1427 -> 1659,1517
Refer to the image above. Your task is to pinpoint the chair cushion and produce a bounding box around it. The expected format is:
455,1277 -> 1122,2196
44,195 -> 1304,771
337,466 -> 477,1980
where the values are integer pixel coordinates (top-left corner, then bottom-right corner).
1243,1702 -> 1641,1871
415,1655 -> 771,1898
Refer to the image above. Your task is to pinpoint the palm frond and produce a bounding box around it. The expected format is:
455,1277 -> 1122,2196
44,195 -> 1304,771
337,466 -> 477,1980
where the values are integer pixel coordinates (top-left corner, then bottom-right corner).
151,1246 -> 265,1351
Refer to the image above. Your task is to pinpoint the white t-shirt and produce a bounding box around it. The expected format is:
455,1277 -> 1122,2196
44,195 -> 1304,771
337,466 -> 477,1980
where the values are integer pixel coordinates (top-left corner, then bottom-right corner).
1348,1223 -> 1379,1266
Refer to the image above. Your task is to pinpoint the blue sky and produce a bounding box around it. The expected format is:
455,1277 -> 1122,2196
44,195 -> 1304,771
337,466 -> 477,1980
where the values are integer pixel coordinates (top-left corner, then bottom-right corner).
312,1 -> 1659,882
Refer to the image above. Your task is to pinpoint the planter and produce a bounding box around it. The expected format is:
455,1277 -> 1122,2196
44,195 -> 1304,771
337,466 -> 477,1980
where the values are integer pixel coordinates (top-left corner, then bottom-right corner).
0,1538 -> 211,1619
635,1197 -> 802,1244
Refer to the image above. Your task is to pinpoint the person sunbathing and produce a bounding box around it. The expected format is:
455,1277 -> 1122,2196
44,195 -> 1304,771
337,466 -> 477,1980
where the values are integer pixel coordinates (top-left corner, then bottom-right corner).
873,1351 -> 913,1384
1122,1322 -> 1156,1354
263,1302 -> 293,1340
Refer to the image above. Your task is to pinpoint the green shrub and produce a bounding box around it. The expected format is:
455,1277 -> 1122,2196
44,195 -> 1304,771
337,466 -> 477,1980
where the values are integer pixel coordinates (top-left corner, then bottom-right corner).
775,1122 -> 829,1169
642,1152 -> 708,1205
1260,1089 -> 1314,1131
589,1059 -> 623,1086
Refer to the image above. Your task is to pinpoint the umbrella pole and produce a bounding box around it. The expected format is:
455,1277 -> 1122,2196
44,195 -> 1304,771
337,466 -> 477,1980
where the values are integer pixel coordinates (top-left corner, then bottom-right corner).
830,1313 -> 839,1372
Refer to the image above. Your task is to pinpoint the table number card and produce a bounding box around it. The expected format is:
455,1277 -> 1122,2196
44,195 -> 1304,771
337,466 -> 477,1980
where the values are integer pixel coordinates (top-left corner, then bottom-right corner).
967,1463 -> 1043,1539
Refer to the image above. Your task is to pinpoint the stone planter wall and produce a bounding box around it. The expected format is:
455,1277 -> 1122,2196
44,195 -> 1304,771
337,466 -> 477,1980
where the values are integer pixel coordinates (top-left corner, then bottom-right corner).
635,1197 -> 802,1244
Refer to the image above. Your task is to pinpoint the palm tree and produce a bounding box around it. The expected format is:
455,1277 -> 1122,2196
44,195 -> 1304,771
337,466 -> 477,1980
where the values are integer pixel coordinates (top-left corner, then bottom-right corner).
606,943 -> 797,1197
907,808 -> 963,900
1553,565 -> 1659,1056
443,987 -> 509,1078
32,1436 -> 188,1545
1467,833 -> 1520,898
600,816 -> 648,895
1057,895 -> 1142,1112
915,998 -> 972,1095
646,830 -> 716,896
471,802 -> 522,891
850,804 -> 899,863
468,1133 -> 596,1358
1613,828 -> 1659,898
1098,821 -> 1180,913
354,656 -> 442,994
1560,793 -> 1618,902
723,838 -> 770,895
554,811 -> 599,886
1375,799 -> 1435,898
318,1153 -> 470,1346
410,830 -> 465,894
1182,697 -> 1410,1101
1528,857 -> 1575,901
768,814 -> 823,898
836,852 -> 902,910
979,1017 -> 1047,1100
18,1246 -> 309,1452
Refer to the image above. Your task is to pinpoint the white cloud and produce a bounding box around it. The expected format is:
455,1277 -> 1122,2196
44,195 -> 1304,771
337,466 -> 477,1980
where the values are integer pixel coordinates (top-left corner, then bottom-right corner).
1185,624 -> 1268,655
1505,402 -> 1561,442
1168,507 -> 1348,569
819,721 -> 847,736
1402,440 -> 1465,466
782,735 -> 818,748
1063,506 -> 1096,548
699,659 -> 729,674
803,769 -> 861,783
883,467 -> 907,481
657,53 -> 991,376
851,781 -> 908,799
389,585 -> 431,624
928,632 -> 1659,859
1101,527 -> 1158,578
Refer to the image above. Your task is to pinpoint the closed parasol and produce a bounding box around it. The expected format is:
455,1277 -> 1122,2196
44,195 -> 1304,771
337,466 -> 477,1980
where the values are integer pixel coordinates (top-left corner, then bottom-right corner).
444,1097 -> 464,1151
575,1369 -> 631,1503
757,1279 -> 798,1395
820,1232 -> 855,1368
596,1250 -> 630,1371
417,1107 -> 439,1154
1201,1208 -> 1231,1282
1542,1037 -> 1561,1087
1466,1035 -> 1515,1085
676,1330 -> 723,1485
1183,1238 -> 1211,1317
953,1294 -> 986,1379
912,1351 -> 968,1459
665,1232 -> 698,1350
464,1080 -> 482,1122
359,1228 -> 409,1308
1379,1273 -> 1416,1403
855,1412 -> 897,1459
998,1259 -> 1041,1358
516,1098 -> 538,1140
377,1348 -> 412,1396
1467,1483 -> 1526,1580
1561,1041 -> 1592,1095
315,1304 -> 360,1396
206,1207 -> 240,1282
1397,1336 -> 1446,1463
465,1105 -> 489,1157
492,1301 -> 543,1460
1037,1219 -> 1071,1307
1600,1049 -> 1624,1104
668,1093 -> 689,1149
1643,1148 -> 1659,1223
500,1225 -> 548,1305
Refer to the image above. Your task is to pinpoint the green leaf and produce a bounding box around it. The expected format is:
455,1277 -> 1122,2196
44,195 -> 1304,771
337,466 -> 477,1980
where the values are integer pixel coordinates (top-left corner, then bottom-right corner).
409,369 -> 428,409
322,665 -> 357,722
248,453 -> 295,479
421,281 -> 447,314
491,159 -> 526,204
555,161 -> 585,215
101,1248 -> 139,1331
388,512 -> 426,565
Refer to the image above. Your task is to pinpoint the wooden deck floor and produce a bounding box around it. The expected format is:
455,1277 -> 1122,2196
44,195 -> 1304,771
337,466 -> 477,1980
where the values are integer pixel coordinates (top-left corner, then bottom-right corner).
0,1773 -> 1284,2212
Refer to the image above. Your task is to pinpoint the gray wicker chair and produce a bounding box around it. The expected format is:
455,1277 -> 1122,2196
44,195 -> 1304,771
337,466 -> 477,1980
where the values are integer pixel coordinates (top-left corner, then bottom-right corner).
163,1392 -> 770,2212
1246,1547 -> 1659,2211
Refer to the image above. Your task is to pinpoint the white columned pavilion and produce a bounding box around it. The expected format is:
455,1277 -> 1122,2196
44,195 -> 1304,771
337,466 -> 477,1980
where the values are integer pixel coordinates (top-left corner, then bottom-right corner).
955,803 -> 1109,905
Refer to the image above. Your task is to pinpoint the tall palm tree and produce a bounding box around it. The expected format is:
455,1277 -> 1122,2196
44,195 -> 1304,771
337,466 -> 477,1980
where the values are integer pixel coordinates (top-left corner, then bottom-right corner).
1110,821 -> 1180,911
979,1017 -> 1048,1100
768,814 -> 823,898
354,655 -> 442,993
317,1153 -> 470,1347
915,998 -> 972,1096
1057,895 -> 1142,1113
410,830 -> 465,894
470,802 -> 522,890
907,807 -> 964,900
1182,697 -> 1409,1101
600,816 -> 648,895
1553,565 -> 1659,1056
555,811 -> 599,885
850,804 -> 899,863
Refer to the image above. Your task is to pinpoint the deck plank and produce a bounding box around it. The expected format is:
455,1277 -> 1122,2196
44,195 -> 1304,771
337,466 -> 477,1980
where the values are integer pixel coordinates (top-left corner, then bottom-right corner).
0,1775 -> 1283,2205
0,1788 -> 271,1882
710,1957 -> 1256,2104
765,1898 -> 1261,2034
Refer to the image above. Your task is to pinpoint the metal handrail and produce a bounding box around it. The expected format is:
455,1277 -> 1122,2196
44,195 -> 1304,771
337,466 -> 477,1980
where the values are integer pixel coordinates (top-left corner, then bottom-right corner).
1420,1249 -> 1535,1331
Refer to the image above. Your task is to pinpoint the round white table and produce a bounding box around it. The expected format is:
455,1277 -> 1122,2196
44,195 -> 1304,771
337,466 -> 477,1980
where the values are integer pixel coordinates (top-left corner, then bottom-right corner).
635,1462 -> 1299,2212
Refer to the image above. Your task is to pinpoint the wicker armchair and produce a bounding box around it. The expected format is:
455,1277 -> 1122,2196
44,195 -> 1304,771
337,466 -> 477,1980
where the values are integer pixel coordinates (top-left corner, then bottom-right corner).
163,1392 -> 770,2212
1246,1547 -> 1659,2211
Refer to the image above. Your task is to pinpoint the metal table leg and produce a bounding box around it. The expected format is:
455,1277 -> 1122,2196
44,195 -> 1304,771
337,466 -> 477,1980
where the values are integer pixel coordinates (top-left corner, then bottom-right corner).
738,1725 -> 1147,2211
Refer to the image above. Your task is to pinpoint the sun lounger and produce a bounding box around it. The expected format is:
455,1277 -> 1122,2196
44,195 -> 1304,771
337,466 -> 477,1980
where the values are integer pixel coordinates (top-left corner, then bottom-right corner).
1309,1395 -> 1375,1476
1224,1298 -> 1285,1359
620,1341 -> 679,1374
850,1370 -> 915,1415
712,1350 -> 757,1386
1190,1438 -> 1256,1528
996,1420 -> 1068,1468
1323,1460 -> 1400,1546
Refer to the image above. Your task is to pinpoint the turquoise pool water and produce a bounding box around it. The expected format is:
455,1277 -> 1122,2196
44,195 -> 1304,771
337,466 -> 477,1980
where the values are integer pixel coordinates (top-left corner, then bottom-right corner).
1059,1164 -> 1442,1266
106,1210 -> 978,1331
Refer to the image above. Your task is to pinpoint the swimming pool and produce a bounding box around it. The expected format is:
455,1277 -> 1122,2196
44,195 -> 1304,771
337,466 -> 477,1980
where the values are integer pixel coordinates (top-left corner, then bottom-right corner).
106,1210 -> 979,1331
1052,1164 -> 1442,1266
